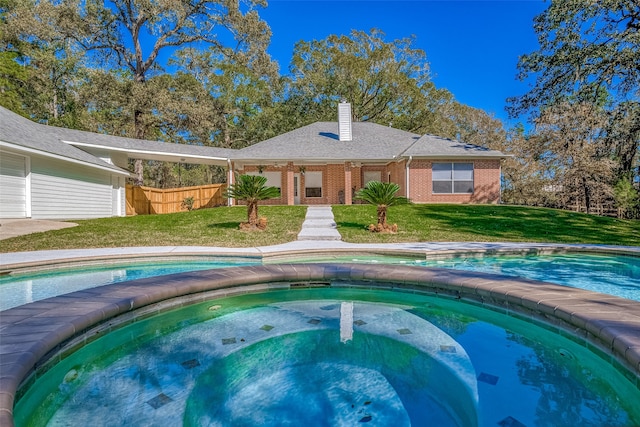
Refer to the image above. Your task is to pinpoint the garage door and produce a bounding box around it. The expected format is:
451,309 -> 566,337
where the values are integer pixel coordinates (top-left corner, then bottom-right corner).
0,151 -> 28,218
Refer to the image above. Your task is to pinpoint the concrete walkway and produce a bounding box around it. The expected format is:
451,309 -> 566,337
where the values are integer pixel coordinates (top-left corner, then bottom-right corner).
296,206 -> 342,241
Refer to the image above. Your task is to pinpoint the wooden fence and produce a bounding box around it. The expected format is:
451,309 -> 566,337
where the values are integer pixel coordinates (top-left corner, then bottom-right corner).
126,184 -> 227,215
567,203 -> 621,218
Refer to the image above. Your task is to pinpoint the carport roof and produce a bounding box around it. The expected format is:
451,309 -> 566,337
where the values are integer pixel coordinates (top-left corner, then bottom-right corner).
0,107 -> 234,168
0,107 -> 127,174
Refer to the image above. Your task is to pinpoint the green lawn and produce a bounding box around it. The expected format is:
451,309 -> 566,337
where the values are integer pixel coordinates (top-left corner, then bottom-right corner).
332,204 -> 639,246
0,204 -> 638,253
0,206 -> 307,253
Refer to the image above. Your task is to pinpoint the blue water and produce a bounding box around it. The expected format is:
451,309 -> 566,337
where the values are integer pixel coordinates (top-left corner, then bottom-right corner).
0,259 -> 258,310
418,253 -> 640,301
15,289 -> 640,426
1,253 -> 638,311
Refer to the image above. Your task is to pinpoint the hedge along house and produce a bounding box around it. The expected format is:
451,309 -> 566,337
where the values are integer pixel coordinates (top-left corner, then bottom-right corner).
0,107 -> 233,219
231,102 -> 508,206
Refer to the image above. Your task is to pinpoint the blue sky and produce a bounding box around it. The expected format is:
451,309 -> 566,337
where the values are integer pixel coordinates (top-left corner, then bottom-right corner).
260,0 -> 548,125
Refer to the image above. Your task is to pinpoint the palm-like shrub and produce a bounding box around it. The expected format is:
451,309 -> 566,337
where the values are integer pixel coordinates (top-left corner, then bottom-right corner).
225,174 -> 280,228
355,181 -> 409,231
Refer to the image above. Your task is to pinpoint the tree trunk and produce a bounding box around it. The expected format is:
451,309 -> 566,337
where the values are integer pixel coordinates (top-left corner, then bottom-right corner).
134,159 -> 144,186
133,71 -> 146,185
247,201 -> 258,225
377,205 -> 387,227
582,177 -> 591,214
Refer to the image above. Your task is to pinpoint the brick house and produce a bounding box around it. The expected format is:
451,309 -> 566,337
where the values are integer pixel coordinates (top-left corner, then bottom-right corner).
231,102 -> 508,205
1,103 -> 507,219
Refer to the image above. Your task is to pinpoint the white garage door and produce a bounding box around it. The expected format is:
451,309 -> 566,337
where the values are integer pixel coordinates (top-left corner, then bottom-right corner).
0,151 -> 28,218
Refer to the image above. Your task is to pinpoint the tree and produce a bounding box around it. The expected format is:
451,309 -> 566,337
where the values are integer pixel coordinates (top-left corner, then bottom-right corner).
0,51 -> 28,114
354,181 -> 408,233
4,0 -> 274,183
1,3 -> 85,125
613,177 -> 639,218
283,29 -> 454,135
534,102 -> 616,213
171,47 -> 278,149
510,0 -> 639,114
444,103 -> 508,149
509,0 -> 640,185
494,126 -> 559,208
225,174 -> 280,230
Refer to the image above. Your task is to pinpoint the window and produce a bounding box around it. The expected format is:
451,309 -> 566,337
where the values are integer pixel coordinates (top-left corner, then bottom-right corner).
363,171 -> 381,186
305,171 -> 322,198
432,163 -> 473,194
246,171 -> 281,191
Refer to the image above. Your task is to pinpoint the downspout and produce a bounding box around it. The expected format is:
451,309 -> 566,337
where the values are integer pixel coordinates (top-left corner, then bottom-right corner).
499,160 -> 502,204
405,156 -> 412,199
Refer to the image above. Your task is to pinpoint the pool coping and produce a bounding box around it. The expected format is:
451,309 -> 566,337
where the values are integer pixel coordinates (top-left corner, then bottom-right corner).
1,261 -> 640,426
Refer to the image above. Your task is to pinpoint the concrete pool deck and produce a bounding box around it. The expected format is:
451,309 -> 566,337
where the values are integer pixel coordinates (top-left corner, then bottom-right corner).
2,240 -> 639,272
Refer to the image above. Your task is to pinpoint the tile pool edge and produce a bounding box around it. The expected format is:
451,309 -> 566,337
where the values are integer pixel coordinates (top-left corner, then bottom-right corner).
1,263 -> 640,427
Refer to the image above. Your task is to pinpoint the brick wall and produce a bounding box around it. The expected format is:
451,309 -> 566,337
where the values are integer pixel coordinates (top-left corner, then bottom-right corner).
239,165 -> 286,205
238,159 -> 502,205
387,161 -> 407,196
408,159 -> 501,203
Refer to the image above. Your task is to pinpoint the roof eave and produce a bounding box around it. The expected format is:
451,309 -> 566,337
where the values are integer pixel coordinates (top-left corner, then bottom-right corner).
63,140 -> 231,165
0,140 -> 131,176
406,154 -> 510,160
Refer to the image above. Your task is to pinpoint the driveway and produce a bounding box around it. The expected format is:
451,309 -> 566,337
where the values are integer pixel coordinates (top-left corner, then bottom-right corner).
0,219 -> 78,240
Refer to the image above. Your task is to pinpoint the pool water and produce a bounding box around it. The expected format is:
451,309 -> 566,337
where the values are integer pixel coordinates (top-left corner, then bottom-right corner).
0,259 -> 258,310
1,253 -> 638,311
15,288 -> 640,427
336,253 -> 640,301
420,253 -> 640,300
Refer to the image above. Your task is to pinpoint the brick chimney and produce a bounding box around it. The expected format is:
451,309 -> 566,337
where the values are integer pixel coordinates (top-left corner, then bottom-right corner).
338,101 -> 352,141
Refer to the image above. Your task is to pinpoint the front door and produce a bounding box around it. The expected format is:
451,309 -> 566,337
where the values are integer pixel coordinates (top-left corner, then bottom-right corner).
294,173 -> 300,205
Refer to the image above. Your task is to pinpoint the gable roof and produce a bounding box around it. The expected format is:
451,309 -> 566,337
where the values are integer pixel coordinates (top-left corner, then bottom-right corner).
235,121 -> 508,163
1,106 -> 508,169
0,107 -> 129,174
402,134 -> 507,159
235,121 -> 422,163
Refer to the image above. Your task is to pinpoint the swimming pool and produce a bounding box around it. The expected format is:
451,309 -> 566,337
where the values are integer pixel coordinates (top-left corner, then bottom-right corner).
0,258 -> 259,311
14,288 -> 640,426
4,263 -> 640,427
0,251 -> 639,311
419,253 -> 640,301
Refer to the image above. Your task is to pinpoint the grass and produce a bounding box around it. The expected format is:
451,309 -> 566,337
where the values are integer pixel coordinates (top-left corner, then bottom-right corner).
1,204 -> 638,253
332,204 -> 640,246
0,206 -> 307,253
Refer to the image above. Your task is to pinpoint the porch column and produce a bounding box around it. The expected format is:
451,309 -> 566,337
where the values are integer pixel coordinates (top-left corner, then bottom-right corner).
344,162 -> 352,205
286,162 -> 295,205
227,160 -> 234,206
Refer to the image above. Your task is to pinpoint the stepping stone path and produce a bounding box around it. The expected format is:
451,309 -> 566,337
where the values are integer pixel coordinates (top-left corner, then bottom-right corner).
296,206 -> 342,241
